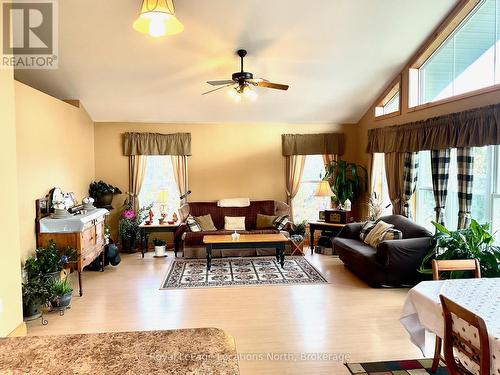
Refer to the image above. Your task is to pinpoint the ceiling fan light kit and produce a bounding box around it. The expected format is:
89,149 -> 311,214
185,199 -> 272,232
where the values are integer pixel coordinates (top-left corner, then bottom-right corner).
203,49 -> 289,101
133,0 -> 184,37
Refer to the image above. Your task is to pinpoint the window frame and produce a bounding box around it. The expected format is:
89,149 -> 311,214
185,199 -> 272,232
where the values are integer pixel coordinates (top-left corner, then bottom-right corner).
408,0 -> 500,110
374,76 -> 402,120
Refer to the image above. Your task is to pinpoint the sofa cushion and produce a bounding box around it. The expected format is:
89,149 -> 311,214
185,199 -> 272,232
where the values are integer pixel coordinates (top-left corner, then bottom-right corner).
256,214 -> 277,229
359,221 -> 376,241
184,229 -> 280,247
195,214 -> 217,231
224,216 -> 246,230
379,215 -> 432,239
186,215 -> 201,232
333,237 -> 377,258
381,228 -> 403,241
273,215 -> 290,230
364,221 -> 394,247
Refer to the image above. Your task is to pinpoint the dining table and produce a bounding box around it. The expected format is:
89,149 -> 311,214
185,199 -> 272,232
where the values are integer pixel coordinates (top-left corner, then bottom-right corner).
400,277 -> 500,375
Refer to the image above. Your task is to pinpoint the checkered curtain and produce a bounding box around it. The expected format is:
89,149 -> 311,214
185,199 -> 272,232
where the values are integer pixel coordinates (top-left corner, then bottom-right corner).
457,147 -> 474,229
402,152 -> 419,218
431,149 -> 451,225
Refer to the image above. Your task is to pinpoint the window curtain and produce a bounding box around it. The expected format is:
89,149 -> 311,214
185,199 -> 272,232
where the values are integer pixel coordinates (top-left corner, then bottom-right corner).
282,133 -> 345,156
128,155 -> 148,212
457,147 -> 474,229
285,155 -> 305,219
431,149 -> 451,225
171,156 -> 189,204
384,152 -> 405,215
402,152 -> 419,219
322,154 -> 338,166
123,132 -> 191,156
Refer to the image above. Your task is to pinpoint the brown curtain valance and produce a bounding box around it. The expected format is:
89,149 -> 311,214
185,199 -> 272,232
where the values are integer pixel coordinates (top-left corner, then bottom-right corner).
282,133 -> 345,156
123,132 -> 191,156
367,103 -> 500,153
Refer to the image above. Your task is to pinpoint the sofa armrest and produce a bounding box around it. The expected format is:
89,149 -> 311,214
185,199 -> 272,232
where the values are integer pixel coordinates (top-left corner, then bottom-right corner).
338,222 -> 364,239
376,237 -> 433,269
174,223 -> 189,242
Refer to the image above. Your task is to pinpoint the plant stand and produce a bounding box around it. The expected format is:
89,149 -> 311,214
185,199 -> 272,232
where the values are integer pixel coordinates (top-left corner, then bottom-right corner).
290,236 -> 305,256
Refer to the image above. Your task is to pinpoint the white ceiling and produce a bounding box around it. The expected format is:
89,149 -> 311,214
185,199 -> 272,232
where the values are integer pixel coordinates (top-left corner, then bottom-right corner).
15,0 -> 458,124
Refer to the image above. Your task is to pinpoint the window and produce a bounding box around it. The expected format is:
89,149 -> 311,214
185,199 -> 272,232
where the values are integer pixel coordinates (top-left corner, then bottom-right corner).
411,0 -> 500,106
415,146 -> 500,244
375,79 -> 401,117
138,156 -> 180,218
292,155 -> 331,223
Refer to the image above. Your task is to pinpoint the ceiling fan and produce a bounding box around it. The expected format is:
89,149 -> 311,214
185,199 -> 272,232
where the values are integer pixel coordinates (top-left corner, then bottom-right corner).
203,49 -> 289,101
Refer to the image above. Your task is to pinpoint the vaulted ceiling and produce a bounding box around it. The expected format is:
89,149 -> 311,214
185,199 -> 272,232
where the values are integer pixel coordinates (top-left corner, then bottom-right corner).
15,0 -> 458,124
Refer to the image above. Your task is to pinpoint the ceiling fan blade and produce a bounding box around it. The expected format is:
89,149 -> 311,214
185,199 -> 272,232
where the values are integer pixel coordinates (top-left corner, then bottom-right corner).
202,84 -> 233,95
246,78 -> 267,84
207,80 -> 235,86
256,81 -> 289,90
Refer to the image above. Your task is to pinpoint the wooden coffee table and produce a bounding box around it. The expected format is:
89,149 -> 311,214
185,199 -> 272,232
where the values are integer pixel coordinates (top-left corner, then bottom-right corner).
203,233 -> 288,271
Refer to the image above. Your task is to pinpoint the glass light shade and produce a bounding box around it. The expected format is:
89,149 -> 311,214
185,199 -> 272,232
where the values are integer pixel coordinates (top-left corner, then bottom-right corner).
133,0 -> 184,37
228,87 -> 241,102
315,180 -> 334,197
243,85 -> 258,101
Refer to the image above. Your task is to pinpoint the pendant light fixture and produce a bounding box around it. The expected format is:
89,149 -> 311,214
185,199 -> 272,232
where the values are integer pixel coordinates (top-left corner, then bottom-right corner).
133,0 -> 184,38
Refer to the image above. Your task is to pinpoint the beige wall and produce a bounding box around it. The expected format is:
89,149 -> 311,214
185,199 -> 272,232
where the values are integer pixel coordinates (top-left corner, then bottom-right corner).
0,69 -> 23,336
94,122 -> 357,235
15,82 -> 95,261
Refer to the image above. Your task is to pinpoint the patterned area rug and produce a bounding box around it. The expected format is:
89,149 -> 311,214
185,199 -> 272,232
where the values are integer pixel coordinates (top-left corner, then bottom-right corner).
161,256 -> 328,289
346,359 -> 448,374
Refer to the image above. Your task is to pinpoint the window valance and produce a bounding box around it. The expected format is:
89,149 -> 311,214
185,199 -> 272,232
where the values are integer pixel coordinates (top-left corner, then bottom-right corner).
282,133 -> 345,156
123,132 -> 191,156
367,103 -> 500,153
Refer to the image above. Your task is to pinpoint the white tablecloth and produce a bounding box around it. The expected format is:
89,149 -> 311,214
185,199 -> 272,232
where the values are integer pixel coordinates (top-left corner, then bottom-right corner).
39,208 -> 108,233
401,278 -> 500,374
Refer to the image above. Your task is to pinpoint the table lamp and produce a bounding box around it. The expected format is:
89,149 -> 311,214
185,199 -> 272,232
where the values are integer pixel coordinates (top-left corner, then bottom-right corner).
315,180 -> 335,197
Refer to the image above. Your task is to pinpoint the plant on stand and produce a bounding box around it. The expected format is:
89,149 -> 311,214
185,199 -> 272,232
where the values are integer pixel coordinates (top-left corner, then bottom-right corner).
419,219 -> 500,278
324,160 -> 367,207
153,238 -> 167,257
49,277 -> 73,311
118,201 -> 152,253
36,240 -> 64,281
22,257 -> 49,320
89,180 -> 122,207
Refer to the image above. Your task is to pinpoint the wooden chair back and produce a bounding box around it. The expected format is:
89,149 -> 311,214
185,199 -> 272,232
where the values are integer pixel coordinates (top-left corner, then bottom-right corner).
439,295 -> 490,375
432,259 -> 481,280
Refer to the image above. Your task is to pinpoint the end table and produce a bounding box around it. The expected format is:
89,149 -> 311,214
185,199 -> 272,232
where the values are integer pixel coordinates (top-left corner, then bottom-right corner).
139,221 -> 180,258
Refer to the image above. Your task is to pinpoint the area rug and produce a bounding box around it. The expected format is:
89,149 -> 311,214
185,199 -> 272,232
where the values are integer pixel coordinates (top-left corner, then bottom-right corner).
0,328 -> 240,375
346,358 -> 448,374
161,256 -> 328,289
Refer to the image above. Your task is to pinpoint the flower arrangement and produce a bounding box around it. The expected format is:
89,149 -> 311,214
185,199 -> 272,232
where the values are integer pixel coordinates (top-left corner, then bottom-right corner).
118,201 -> 153,252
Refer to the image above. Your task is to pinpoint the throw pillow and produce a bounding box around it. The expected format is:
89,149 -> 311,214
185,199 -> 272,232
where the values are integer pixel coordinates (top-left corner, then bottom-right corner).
195,214 -> 217,231
359,221 -> 377,241
363,220 -> 394,248
256,214 -> 278,229
224,216 -> 246,230
380,228 -> 403,241
186,215 -> 201,232
273,215 -> 290,231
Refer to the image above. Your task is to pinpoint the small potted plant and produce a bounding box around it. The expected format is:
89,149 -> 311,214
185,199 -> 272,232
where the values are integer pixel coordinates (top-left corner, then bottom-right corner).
22,258 -> 49,320
49,277 -> 73,310
153,238 -> 167,257
89,180 -> 122,207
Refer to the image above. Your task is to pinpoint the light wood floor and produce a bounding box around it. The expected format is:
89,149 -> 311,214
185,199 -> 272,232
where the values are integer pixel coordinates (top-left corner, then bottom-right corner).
27,251 -> 421,374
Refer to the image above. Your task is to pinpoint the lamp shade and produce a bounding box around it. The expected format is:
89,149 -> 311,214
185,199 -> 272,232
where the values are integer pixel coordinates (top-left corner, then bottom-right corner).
133,0 -> 184,37
315,180 -> 335,197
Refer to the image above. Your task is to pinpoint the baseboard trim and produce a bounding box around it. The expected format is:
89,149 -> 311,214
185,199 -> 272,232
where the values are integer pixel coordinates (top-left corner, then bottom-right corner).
7,322 -> 27,337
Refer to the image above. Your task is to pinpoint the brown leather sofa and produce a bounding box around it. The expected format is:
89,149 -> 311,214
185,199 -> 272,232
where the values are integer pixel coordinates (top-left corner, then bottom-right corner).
174,200 -> 293,258
333,215 -> 433,287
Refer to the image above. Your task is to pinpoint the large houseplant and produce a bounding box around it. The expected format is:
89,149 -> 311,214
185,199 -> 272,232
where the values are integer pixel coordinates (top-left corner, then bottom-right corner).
324,160 -> 367,206
419,219 -> 500,278
22,257 -> 50,320
118,202 -> 152,252
89,180 -> 122,207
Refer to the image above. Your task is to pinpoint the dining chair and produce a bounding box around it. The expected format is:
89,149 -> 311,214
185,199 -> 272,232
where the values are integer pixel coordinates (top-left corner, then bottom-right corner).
431,259 -> 481,373
439,295 -> 490,375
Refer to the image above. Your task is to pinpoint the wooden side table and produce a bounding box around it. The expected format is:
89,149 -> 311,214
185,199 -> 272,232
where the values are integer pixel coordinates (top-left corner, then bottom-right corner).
139,221 -> 180,258
308,221 -> 346,255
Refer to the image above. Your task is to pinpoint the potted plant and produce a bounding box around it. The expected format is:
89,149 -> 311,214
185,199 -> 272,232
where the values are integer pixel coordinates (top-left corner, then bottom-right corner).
36,240 -> 63,281
89,180 -> 122,207
22,258 -> 49,320
49,277 -> 73,310
324,160 -> 367,207
118,201 -> 152,253
419,219 -> 500,278
153,238 -> 167,257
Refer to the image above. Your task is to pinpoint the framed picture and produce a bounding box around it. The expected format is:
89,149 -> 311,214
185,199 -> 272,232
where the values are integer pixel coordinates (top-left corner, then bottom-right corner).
318,210 -> 325,221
